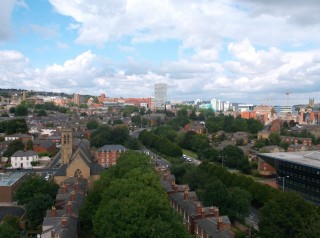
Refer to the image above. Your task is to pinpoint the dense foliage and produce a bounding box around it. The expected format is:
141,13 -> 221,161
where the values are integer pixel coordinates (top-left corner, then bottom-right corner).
205,114 -> 263,134
90,124 -> 130,148
139,130 -> 183,157
0,118 -> 28,135
14,176 -> 59,229
3,140 -> 25,158
80,151 -> 192,238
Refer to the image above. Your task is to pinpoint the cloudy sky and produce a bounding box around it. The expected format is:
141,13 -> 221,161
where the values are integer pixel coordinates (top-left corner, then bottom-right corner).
1,0 -> 320,105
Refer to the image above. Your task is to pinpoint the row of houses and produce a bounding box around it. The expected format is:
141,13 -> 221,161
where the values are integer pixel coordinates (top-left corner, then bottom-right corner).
41,177 -> 87,238
159,169 -> 234,238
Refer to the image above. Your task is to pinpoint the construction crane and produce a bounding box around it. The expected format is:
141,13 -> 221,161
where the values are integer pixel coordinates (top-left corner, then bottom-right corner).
285,91 -> 293,106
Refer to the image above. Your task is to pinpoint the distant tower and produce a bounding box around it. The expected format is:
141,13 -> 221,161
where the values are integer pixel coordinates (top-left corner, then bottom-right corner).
73,93 -> 80,106
61,128 -> 73,165
309,98 -> 315,108
154,83 -> 167,109
22,91 -> 27,101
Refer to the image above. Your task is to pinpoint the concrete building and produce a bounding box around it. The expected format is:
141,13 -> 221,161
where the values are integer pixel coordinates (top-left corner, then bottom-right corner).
154,83 -> 167,109
0,172 -> 27,202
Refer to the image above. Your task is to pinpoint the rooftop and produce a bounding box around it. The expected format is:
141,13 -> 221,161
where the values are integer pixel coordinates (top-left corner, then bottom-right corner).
259,151 -> 320,169
0,172 -> 27,186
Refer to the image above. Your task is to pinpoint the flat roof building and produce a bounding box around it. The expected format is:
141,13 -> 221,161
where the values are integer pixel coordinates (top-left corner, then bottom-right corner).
0,172 -> 27,202
258,151 -> 320,204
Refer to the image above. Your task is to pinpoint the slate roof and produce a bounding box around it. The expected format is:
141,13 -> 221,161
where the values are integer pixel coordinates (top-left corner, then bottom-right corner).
194,216 -> 233,238
55,140 -> 103,176
97,144 -> 127,152
42,178 -> 87,238
11,150 -> 38,157
34,140 -> 55,149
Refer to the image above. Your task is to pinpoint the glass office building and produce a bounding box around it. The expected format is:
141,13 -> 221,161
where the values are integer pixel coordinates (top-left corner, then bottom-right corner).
259,151 -> 320,205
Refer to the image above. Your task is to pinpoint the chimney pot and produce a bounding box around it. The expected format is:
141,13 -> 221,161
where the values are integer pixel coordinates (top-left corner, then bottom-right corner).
70,190 -> 76,201
183,190 -> 189,200
217,217 -> 223,231
51,206 -> 56,217
74,182 -> 79,192
214,207 -> 220,217
62,216 -> 67,227
67,201 -> 72,214
201,208 -> 206,218
196,203 -> 202,215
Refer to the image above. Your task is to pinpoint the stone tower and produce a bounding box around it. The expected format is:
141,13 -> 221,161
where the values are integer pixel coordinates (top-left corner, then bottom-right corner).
61,128 -> 73,165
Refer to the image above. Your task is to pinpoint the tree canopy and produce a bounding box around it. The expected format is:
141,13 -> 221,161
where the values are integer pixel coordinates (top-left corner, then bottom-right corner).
80,151 -> 192,238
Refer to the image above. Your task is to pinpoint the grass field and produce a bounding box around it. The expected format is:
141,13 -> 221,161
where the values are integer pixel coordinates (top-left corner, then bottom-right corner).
182,149 -> 198,159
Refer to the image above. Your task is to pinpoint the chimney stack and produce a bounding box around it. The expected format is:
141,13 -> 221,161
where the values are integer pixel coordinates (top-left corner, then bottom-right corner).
196,203 -> 202,216
74,182 -> 79,192
209,206 -> 214,215
62,183 -> 66,194
67,201 -> 72,214
201,208 -> 206,218
51,206 -> 56,217
163,171 -> 168,180
183,190 -> 189,200
171,181 -> 175,189
217,217 -> 223,231
62,216 -> 67,227
174,184 -> 178,193
214,207 -> 220,217
70,190 -> 76,201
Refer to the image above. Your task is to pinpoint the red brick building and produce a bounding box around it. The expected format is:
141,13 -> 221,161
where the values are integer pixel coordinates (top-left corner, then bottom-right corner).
0,172 -> 27,202
96,145 -> 127,168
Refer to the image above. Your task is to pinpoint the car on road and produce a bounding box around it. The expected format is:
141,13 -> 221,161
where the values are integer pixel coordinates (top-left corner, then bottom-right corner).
186,158 -> 192,162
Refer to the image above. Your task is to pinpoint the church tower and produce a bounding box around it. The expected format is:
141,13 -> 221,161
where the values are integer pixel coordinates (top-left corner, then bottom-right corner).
61,128 -> 73,165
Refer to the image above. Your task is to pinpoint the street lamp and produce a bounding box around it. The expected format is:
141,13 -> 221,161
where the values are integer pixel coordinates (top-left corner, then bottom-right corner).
279,175 -> 289,191
219,155 -> 227,167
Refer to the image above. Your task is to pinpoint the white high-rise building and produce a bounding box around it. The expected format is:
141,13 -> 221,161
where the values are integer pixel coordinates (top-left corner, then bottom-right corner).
154,83 -> 167,109
211,99 -> 217,111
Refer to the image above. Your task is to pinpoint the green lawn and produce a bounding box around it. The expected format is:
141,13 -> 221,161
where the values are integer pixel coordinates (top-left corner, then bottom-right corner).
182,149 -> 198,159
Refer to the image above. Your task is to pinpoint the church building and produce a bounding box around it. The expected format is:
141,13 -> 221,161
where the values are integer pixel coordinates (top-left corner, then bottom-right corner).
54,128 -> 103,188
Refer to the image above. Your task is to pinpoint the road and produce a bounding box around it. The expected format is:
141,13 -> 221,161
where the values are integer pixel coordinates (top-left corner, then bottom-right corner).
245,207 -> 260,230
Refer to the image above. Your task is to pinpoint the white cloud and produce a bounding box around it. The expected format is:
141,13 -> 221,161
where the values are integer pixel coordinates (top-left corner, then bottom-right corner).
0,0 -> 16,40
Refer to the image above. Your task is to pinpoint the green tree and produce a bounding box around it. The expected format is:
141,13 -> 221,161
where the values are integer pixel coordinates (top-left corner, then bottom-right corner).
269,132 -> 281,145
26,140 -> 34,151
86,119 -> 99,130
37,109 -> 47,117
3,215 -> 20,231
259,192 -> 317,238
231,117 -> 248,132
14,104 -> 28,116
26,194 -> 54,229
198,179 -> 230,215
3,140 -> 25,158
9,107 -> 15,114
0,223 -> 19,238
14,176 -> 59,205
227,187 -> 251,221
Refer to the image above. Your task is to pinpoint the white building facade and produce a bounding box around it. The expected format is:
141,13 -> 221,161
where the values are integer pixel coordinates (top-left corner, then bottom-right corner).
11,150 -> 39,169
154,83 -> 167,109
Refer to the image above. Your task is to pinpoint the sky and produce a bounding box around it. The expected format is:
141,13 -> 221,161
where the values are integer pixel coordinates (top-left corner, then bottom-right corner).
1,0 -> 320,105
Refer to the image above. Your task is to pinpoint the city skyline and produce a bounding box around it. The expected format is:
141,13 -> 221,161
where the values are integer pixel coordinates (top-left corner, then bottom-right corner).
1,0 -> 320,105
